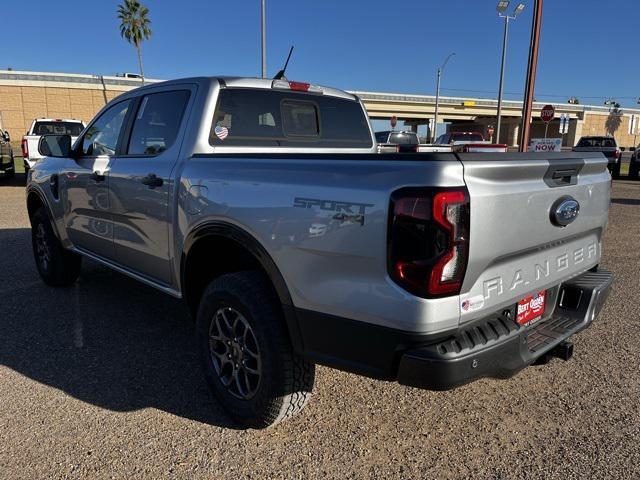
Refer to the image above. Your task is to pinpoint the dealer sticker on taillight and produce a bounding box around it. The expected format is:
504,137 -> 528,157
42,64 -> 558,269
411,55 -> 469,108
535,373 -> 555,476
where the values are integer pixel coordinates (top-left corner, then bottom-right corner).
516,291 -> 546,326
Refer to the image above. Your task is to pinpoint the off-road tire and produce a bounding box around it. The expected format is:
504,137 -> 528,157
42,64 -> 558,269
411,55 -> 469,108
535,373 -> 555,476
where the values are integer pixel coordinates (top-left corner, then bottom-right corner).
31,207 -> 82,286
196,271 -> 315,429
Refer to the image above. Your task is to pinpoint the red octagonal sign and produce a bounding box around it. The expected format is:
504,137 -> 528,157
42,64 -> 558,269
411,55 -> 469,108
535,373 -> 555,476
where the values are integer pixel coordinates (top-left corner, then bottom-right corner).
541,104 -> 555,123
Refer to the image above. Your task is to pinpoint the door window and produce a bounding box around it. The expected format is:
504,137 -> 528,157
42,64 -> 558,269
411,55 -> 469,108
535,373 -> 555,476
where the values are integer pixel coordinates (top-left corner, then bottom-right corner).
127,90 -> 190,155
81,100 -> 131,157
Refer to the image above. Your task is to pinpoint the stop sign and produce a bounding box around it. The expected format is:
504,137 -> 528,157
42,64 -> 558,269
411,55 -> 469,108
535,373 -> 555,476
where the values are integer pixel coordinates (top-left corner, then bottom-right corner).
541,105 -> 555,123
390,115 -> 397,128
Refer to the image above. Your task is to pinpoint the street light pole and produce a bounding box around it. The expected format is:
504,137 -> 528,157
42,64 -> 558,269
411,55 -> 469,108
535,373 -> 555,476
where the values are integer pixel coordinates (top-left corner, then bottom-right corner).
432,52 -> 455,143
261,0 -> 266,78
495,2 -> 525,144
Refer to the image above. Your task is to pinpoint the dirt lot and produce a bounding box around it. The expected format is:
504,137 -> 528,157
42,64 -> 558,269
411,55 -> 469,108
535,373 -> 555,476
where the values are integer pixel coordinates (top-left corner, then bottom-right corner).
0,175 -> 638,479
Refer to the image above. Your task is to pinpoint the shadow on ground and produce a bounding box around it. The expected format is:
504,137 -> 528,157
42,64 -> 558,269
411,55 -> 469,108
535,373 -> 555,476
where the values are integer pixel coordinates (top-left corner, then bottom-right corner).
0,173 -> 27,187
611,197 -> 640,206
0,227 -> 236,429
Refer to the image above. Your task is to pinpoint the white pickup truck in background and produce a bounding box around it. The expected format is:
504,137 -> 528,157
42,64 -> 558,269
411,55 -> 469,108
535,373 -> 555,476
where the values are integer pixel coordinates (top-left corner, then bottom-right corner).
21,118 -> 85,171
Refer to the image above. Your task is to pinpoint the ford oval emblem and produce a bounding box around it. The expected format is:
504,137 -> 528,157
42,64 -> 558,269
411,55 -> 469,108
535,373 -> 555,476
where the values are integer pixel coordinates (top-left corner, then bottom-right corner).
550,196 -> 580,227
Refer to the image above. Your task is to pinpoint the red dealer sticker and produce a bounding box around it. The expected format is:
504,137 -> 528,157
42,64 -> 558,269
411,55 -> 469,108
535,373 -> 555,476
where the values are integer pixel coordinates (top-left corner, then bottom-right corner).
516,291 -> 546,325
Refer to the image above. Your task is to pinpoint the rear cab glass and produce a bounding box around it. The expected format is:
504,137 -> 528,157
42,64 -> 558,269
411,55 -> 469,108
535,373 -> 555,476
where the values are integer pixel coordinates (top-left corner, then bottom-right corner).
577,137 -> 616,148
210,88 -> 372,148
33,121 -> 84,136
451,133 -> 483,142
388,132 -> 418,145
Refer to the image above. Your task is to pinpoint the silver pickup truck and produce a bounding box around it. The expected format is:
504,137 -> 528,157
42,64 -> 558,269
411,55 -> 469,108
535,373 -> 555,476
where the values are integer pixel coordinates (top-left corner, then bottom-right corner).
26,77 -> 613,429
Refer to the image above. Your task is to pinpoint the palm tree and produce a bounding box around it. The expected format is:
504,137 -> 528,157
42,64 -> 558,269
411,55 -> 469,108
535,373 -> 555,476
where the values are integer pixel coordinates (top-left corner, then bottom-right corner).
117,0 -> 152,85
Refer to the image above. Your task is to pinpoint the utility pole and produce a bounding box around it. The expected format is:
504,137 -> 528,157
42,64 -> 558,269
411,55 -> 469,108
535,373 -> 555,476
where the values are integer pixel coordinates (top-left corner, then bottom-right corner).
261,0 -> 266,78
518,0 -> 543,151
432,53 -> 455,143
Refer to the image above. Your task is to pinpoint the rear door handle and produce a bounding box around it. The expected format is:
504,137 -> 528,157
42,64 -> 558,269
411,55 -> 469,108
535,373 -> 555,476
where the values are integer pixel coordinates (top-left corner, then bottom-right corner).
141,173 -> 164,188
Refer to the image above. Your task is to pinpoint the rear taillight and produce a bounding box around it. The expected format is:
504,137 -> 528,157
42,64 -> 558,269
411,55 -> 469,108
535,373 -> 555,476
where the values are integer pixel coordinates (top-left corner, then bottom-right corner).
388,188 -> 470,297
614,149 -> 621,158
21,138 -> 28,158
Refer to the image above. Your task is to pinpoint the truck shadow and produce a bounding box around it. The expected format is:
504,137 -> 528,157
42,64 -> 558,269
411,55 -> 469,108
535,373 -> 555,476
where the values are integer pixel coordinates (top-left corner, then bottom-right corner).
0,227 -> 238,429
0,173 -> 27,187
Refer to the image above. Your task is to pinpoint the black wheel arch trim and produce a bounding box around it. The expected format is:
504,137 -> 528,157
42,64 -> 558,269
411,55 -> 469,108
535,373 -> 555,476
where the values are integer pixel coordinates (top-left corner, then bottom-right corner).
26,186 -> 60,236
181,221 -> 305,352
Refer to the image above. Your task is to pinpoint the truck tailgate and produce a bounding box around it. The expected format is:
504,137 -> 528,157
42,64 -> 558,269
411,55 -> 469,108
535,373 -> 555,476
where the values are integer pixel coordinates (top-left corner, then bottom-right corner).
457,152 -> 610,323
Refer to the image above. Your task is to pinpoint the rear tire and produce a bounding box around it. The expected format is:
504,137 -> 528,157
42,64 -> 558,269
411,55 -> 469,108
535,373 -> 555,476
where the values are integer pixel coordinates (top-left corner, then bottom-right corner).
196,271 -> 315,429
629,160 -> 639,179
611,159 -> 621,179
31,208 -> 82,286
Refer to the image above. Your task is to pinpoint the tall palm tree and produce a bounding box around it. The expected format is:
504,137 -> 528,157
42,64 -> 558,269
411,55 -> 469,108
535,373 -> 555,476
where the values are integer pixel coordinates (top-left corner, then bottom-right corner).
117,0 -> 152,85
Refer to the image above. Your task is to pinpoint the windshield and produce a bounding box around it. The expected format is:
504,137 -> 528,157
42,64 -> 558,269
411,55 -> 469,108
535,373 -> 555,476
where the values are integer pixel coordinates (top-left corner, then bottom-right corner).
388,132 -> 418,145
33,121 -> 84,136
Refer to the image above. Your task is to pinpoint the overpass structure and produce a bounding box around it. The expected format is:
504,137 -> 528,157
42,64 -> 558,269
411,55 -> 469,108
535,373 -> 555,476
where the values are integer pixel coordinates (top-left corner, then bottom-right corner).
0,70 -> 637,148
355,90 -> 640,147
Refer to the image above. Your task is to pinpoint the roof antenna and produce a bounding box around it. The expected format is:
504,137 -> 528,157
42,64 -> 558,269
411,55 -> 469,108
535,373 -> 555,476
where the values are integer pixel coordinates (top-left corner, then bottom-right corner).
273,46 -> 294,80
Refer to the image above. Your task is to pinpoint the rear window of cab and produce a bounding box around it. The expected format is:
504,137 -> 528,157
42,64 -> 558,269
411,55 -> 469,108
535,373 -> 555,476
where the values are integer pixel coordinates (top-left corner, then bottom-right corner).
209,88 -> 373,148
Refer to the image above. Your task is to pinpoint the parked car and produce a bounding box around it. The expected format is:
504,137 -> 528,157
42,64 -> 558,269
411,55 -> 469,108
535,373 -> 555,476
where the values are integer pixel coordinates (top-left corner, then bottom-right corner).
27,76 -> 613,428
375,130 -> 419,152
21,118 -> 85,172
628,146 -> 639,179
434,131 -> 485,144
434,131 -> 508,153
572,136 -> 621,178
0,130 -> 14,178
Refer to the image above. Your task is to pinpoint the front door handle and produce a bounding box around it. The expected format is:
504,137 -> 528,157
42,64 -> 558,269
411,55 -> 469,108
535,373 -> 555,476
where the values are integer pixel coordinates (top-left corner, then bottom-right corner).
89,171 -> 106,182
141,173 -> 164,188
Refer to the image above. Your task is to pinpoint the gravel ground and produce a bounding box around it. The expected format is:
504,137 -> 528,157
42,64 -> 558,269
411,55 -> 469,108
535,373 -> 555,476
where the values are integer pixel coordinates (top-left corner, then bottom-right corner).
0,175 -> 638,479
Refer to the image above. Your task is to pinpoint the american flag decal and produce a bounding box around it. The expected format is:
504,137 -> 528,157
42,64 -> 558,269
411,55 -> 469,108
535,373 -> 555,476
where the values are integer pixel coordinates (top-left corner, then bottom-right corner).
214,126 -> 229,141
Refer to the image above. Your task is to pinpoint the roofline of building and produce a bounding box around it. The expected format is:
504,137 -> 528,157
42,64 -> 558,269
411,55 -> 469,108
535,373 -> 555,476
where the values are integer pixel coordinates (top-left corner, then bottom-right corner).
0,69 -> 637,115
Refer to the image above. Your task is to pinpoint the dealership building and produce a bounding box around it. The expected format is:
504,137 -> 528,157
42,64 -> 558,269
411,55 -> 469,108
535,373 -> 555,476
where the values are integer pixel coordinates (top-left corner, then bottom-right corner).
1,69 -> 638,148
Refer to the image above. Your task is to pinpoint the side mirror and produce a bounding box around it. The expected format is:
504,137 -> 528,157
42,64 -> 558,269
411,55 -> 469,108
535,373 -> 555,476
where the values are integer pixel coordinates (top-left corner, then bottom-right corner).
38,134 -> 72,158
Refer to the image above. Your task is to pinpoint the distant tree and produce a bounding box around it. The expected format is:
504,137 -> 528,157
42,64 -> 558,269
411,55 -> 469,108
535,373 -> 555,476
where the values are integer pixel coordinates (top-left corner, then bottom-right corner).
117,0 -> 152,85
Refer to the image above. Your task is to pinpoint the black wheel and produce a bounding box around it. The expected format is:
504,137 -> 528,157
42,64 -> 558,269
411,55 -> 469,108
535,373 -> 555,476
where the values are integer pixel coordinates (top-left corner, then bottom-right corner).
630,160 -> 639,179
196,271 -> 315,429
611,159 -> 621,179
31,207 -> 82,286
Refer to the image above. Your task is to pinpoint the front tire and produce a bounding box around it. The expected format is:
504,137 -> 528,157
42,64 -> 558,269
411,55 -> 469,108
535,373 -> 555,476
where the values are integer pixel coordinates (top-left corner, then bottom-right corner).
196,271 -> 315,429
31,208 -> 81,286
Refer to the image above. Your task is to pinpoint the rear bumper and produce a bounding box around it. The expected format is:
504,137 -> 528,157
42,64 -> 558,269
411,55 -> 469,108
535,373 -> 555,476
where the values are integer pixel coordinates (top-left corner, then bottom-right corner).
396,268 -> 614,390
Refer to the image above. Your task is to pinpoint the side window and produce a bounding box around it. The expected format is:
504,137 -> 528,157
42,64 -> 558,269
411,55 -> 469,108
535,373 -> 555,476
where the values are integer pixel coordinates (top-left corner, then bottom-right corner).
127,90 -> 190,155
81,100 -> 131,157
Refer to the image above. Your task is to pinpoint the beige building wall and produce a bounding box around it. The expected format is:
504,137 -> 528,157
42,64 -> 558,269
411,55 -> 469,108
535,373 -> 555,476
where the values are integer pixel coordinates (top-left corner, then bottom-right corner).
0,85 -> 126,146
582,112 -> 638,147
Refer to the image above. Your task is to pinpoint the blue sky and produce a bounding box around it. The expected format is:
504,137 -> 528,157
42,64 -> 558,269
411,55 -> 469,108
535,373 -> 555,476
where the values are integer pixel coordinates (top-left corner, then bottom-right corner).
2,0 -> 638,108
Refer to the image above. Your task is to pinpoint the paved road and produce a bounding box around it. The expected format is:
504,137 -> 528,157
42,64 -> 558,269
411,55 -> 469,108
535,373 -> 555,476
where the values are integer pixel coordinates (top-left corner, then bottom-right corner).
0,175 -> 638,479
